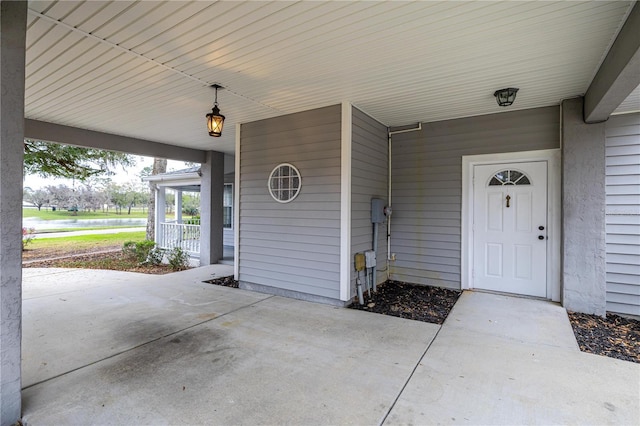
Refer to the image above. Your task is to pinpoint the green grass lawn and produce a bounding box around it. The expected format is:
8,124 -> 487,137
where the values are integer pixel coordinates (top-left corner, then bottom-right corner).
27,231 -> 147,251
23,207 -> 149,220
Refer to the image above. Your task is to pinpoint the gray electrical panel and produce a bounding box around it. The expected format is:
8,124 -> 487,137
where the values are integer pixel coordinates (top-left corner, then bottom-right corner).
371,198 -> 386,223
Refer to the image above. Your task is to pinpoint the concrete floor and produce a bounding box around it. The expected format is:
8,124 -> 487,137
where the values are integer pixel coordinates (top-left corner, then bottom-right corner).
21,267 -> 640,425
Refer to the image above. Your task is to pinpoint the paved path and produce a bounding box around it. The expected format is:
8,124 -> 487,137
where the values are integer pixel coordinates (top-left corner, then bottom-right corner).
20,268 -> 640,425
35,227 -> 145,238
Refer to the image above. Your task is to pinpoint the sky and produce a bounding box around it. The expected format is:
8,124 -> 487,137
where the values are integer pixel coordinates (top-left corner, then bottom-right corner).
23,155 -> 188,190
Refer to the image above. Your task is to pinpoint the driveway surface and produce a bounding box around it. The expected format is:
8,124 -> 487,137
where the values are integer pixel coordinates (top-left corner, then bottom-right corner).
21,267 -> 639,425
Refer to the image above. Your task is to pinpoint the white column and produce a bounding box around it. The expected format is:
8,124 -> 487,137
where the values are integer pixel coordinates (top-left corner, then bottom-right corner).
0,2 -> 27,424
154,187 -> 166,245
175,189 -> 183,223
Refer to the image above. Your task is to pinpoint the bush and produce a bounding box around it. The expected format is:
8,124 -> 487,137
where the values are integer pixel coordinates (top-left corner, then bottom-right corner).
22,227 -> 36,251
122,240 -> 162,265
167,247 -> 190,271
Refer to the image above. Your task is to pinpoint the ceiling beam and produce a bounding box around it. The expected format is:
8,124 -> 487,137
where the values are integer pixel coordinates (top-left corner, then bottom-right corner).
584,2 -> 640,123
24,119 -> 206,163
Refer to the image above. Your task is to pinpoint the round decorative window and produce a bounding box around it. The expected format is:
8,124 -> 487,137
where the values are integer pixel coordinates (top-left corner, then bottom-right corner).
268,163 -> 301,203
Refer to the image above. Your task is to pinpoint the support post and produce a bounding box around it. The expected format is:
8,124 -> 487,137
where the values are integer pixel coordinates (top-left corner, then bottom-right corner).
175,189 -> 183,223
154,187 -> 166,245
200,151 -> 224,265
0,2 -> 27,424
561,98 -> 607,315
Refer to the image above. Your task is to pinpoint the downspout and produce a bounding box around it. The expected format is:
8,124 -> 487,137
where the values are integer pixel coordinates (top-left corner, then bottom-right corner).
386,123 -> 423,277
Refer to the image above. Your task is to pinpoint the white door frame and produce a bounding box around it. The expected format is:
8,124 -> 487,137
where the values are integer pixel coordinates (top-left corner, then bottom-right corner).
462,149 -> 561,301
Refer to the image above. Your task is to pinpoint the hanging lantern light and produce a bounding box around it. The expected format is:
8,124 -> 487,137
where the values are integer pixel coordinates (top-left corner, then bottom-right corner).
493,87 -> 519,107
206,84 -> 225,137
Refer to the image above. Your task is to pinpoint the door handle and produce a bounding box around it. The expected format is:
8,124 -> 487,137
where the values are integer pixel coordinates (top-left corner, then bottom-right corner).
539,226 -> 545,231
538,235 -> 545,240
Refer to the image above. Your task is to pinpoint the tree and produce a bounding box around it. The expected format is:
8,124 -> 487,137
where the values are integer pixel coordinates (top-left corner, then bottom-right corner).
24,140 -> 135,180
145,158 -> 167,240
23,187 -> 49,211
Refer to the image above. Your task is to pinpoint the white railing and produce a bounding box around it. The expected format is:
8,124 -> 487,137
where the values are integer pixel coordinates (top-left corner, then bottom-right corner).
158,222 -> 200,255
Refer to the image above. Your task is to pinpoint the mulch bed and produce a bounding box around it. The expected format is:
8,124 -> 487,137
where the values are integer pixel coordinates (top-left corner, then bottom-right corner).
568,311 -> 639,363
23,251 -> 177,275
204,276 -> 239,288
348,280 -> 461,325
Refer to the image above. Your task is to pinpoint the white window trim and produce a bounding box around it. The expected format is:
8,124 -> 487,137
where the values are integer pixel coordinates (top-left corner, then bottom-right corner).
461,149 -> 561,302
223,183 -> 233,230
268,163 -> 302,203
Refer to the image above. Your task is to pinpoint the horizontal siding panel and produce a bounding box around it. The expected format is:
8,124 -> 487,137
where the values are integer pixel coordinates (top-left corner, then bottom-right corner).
240,252 -> 339,272
606,184 -> 640,195
606,292 -> 640,306
606,154 -> 640,166
607,282 -> 640,296
607,272 -> 640,286
606,244 -> 640,256
605,164 -> 640,176
390,271 -> 460,290
606,263 -> 640,275
606,195 -> 640,205
394,223 -> 459,234
605,302 -> 640,316
393,253 -> 461,267
239,265 -> 339,290
240,223 -> 341,236
605,133 -> 640,146
606,233 -> 640,245
240,273 -> 339,300
606,144 -> 640,156
240,240 -> 339,255
241,216 -> 339,230
606,215 -> 640,225
241,149 -> 341,168
606,224 -> 640,235
241,231 -> 339,246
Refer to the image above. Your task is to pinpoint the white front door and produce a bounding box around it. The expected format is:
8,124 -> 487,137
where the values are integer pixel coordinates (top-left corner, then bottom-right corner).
472,161 -> 548,297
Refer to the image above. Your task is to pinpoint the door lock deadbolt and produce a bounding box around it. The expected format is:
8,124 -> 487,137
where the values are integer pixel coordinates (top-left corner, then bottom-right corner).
538,226 -> 545,231
538,235 -> 545,240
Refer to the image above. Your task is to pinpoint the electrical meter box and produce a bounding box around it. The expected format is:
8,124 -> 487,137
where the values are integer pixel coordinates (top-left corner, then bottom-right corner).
371,198 -> 386,223
364,250 -> 376,268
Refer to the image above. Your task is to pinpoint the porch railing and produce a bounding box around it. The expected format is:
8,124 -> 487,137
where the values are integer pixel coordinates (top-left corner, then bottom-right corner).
158,222 -> 200,256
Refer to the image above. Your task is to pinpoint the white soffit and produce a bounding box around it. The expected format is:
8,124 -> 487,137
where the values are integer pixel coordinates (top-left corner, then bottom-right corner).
25,1 -> 635,155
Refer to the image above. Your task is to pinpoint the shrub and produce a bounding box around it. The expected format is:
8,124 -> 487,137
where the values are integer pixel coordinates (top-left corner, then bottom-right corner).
122,240 -> 160,265
167,247 -> 190,271
22,227 -> 36,251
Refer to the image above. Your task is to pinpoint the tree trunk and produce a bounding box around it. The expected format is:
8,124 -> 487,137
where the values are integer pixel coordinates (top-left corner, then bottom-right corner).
146,158 -> 167,240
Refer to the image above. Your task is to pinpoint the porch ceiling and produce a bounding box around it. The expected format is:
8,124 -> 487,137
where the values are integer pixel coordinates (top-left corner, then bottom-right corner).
25,1 -> 637,156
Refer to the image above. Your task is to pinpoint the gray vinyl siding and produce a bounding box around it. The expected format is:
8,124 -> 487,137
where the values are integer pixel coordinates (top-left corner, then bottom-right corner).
605,113 -> 640,316
350,106 -> 389,298
239,105 -> 342,300
390,106 -> 559,289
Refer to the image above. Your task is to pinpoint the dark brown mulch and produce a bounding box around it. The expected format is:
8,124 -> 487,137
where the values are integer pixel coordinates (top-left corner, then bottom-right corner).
204,275 -> 239,288
348,280 -> 461,325
568,311 -> 639,363
23,251 -> 177,275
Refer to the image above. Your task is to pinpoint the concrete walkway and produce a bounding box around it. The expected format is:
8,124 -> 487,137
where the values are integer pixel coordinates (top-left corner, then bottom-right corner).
20,268 -> 640,425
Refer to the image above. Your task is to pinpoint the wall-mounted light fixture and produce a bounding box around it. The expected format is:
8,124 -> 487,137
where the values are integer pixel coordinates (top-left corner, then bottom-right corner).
493,87 -> 519,107
206,84 -> 225,137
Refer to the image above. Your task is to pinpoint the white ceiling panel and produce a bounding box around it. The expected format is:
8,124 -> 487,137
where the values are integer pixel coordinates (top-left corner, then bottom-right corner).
24,0 -> 636,156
